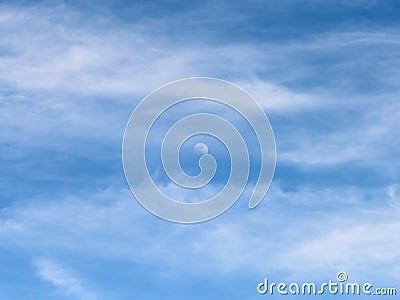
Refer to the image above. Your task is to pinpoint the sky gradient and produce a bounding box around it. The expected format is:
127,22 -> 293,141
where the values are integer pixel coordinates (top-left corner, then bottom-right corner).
0,1 -> 399,299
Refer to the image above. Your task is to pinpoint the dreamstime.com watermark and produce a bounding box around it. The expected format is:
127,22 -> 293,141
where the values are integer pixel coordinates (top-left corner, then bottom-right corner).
257,272 -> 397,296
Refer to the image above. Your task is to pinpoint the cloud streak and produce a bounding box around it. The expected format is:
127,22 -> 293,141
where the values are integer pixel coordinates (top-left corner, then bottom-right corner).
36,259 -> 97,300
0,184 -> 398,282
0,1 -> 400,299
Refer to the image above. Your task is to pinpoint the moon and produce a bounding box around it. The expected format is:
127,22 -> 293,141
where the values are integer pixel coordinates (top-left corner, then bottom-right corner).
194,142 -> 208,154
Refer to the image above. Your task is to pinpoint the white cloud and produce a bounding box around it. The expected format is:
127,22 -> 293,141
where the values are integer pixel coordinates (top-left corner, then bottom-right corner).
279,214 -> 400,282
36,259 -> 97,300
240,79 -> 321,113
279,100 -> 400,168
2,4 -> 399,164
0,4 -> 310,155
0,2 -> 399,293
0,184 -> 398,284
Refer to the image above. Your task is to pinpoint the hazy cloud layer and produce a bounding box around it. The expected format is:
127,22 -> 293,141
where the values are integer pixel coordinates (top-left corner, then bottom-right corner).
0,1 -> 399,299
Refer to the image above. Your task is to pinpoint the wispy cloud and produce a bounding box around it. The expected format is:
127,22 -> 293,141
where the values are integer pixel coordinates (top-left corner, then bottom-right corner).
1,1 -> 400,299
36,259 -> 97,300
278,100 -> 400,169
1,184 -> 398,282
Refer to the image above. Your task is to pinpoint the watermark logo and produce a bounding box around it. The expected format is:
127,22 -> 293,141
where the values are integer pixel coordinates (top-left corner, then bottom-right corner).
257,272 -> 397,296
122,77 -> 276,223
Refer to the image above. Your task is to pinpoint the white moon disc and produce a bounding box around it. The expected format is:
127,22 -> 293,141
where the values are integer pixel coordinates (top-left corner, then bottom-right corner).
194,142 -> 209,154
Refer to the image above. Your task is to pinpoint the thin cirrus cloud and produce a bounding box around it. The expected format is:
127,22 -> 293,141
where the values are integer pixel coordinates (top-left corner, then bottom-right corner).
0,1 -> 400,299
279,101 -> 400,168
36,259 -> 98,300
0,184 -> 398,281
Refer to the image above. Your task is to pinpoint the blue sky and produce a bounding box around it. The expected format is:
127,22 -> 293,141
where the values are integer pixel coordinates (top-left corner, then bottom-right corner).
0,0 -> 400,299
